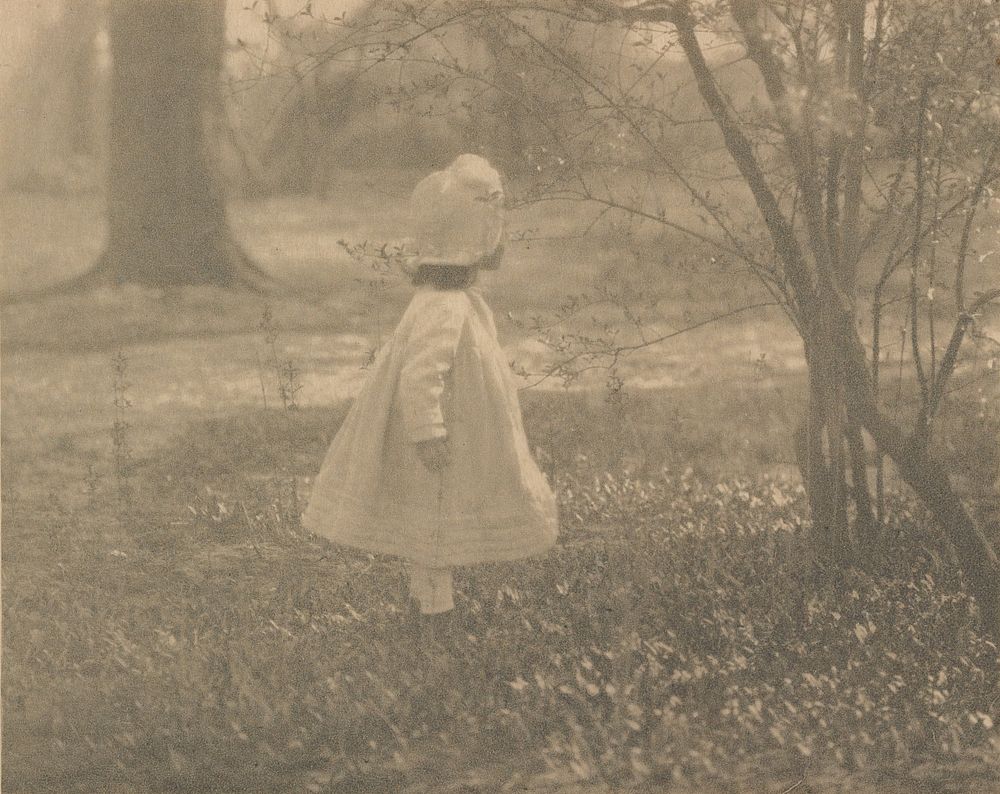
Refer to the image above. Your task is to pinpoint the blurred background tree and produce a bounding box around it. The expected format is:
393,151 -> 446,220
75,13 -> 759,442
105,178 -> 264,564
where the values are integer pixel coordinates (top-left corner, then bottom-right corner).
90,0 -> 268,288
1,1 -> 106,194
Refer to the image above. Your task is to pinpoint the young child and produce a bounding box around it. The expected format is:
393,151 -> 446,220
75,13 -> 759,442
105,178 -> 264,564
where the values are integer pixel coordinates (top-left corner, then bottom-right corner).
302,154 -> 558,630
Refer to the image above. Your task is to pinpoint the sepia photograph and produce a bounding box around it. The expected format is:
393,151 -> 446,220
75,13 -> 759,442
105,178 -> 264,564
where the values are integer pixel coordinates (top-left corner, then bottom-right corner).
2,0 -> 999,791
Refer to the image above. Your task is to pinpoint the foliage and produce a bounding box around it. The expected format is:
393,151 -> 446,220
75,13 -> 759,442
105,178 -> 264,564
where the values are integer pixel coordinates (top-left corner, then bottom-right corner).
3,401 -> 999,792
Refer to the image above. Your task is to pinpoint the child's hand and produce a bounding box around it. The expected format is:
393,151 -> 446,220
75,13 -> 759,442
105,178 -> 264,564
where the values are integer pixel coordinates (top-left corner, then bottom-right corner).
416,438 -> 451,472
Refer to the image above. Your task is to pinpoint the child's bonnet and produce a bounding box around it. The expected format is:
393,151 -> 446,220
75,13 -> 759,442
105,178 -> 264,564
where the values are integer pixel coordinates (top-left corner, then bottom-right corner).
407,154 -> 505,271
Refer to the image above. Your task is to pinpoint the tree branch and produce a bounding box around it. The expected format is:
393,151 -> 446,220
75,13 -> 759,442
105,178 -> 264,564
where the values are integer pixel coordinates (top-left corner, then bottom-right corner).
839,0 -> 867,290
927,289 -> 1000,421
672,4 -> 818,318
955,137 -> 1000,314
730,0 -> 836,284
910,82 -> 931,438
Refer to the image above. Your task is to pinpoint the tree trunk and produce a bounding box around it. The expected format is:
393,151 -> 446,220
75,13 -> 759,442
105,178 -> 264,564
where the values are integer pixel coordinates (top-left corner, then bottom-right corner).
477,16 -> 532,176
795,334 -> 856,565
823,312 -> 1000,637
804,306 -> 1000,634
91,0 -> 267,289
859,406 -> 1000,636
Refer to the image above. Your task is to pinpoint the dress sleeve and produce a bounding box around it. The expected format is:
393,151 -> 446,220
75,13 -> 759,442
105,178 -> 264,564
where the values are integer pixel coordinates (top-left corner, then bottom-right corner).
398,294 -> 468,443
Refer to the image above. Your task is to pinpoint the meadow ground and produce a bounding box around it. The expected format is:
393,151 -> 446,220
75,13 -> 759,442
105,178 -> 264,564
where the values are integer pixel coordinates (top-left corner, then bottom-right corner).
2,175 -> 999,792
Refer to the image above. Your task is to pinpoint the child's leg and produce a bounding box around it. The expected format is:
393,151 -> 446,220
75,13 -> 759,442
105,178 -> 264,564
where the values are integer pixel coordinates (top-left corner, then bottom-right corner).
409,562 -> 455,615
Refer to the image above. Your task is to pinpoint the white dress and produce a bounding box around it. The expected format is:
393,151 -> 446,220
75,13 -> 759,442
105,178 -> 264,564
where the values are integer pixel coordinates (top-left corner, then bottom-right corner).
302,286 -> 558,567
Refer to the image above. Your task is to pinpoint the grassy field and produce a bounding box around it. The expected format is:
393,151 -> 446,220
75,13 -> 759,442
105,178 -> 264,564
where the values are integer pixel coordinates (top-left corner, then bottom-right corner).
2,179 -> 999,793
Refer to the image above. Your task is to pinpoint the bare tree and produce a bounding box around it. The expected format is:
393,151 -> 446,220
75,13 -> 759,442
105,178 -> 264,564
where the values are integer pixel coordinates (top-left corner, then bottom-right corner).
669,0 -> 1000,634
